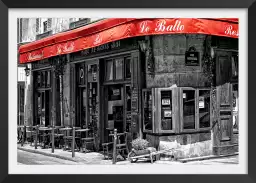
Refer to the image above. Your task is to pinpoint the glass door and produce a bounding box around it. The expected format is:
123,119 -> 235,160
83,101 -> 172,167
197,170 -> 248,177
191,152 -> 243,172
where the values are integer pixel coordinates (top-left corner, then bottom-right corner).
77,87 -> 87,127
106,84 -> 124,133
124,85 -> 132,133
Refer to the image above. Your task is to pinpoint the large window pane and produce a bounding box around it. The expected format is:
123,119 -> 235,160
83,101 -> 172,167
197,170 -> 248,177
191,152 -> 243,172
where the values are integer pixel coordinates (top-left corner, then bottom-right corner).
106,60 -> 113,81
183,90 -> 195,129
115,58 -> 123,80
161,91 -> 172,130
125,57 -> 131,79
143,91 -> 152,131
199,90 -> 210,128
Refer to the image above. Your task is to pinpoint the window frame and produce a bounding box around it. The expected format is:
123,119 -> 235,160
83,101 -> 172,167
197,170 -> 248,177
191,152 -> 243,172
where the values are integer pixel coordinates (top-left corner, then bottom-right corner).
197,88 -> 211,131
142,88 -> 154,133
155,87 -> 176,134
180,87 -> 211,133
180,87 -> 197,133
104,55 -> 131,83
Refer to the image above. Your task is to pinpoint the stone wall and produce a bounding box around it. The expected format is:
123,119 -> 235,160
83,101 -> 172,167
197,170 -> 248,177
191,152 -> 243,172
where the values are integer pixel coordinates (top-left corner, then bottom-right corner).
147,34 -> 210,88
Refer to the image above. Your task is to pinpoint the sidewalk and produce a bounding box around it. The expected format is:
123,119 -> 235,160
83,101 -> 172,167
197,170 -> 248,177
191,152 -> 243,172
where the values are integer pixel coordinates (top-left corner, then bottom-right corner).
18,143 -> 239,165
18,143 -> 113,165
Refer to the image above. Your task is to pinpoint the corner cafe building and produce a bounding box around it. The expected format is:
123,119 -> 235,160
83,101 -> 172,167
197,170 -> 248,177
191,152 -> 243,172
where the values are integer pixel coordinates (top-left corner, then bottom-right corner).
19,18 -> 238,158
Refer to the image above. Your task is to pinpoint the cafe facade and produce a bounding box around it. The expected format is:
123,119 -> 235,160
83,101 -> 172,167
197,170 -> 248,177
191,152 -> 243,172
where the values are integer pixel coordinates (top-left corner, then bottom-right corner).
19,18 -> 239,158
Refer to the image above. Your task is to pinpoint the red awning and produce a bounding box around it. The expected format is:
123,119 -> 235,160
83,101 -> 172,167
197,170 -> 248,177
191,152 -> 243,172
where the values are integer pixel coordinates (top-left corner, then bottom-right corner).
19,18 -> 238,64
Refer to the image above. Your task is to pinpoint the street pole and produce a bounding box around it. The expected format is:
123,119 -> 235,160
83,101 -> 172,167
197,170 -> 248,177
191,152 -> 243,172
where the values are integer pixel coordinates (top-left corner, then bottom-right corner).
35,125 -> 38,149
72,126 -> 75,157
51,124 -> 55,153
112,129 -> 117,164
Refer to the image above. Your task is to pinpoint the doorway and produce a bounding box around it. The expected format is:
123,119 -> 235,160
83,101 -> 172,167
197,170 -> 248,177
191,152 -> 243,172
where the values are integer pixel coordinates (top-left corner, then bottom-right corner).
104,84 -> 132,143
76,87 -> 87,127
35,90 -> 51,126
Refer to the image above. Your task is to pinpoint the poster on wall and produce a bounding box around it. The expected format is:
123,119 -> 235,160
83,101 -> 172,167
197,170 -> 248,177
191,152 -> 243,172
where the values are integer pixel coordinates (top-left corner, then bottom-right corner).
162,98 -> 170,105
199,96 -> 205,108
164,110 -> 172,118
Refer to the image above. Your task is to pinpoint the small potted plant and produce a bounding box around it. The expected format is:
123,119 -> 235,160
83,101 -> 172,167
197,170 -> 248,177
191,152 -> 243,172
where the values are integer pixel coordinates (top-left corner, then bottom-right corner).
128,138 -> 157,163
131,138 -> 150,156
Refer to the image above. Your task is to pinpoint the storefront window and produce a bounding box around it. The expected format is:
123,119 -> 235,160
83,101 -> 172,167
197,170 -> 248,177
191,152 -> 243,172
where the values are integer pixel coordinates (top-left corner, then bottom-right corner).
142,90 -> 153,131
161,91 -> 172,130
125,57 -> 131,79
115,58 -> 123,80
183,90 -> 195,129
106,60 -> 113,81
233,84 -> 239,132
46,71 -> 51,87
199,90 -> 210,128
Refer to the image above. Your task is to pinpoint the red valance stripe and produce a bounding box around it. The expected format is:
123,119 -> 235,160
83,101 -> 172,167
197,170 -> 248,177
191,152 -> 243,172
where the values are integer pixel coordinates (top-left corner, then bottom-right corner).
19,18 -> 238,64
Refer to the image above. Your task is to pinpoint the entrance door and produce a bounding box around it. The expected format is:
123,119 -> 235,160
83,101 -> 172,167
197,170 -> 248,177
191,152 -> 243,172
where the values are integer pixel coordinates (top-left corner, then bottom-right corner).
106,84 -> 124,133
36,90 -> 51,126
213,50 -> 234,155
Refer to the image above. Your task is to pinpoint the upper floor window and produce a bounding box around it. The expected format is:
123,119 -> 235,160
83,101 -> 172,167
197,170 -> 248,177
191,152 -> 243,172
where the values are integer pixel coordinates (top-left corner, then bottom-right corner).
43,21 -> 48,32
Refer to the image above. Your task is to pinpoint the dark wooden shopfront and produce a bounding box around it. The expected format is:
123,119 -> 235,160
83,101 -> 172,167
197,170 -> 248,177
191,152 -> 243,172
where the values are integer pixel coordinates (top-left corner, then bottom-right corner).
69,37 -> 144,147
32,59 -> 62,127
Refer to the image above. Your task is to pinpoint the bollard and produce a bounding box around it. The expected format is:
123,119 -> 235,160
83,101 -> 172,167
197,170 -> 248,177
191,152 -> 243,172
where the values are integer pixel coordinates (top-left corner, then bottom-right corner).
51,125 -> 55,153
35,125 -> 38,149
112,129 -> 117,164
72,127 -> 75,158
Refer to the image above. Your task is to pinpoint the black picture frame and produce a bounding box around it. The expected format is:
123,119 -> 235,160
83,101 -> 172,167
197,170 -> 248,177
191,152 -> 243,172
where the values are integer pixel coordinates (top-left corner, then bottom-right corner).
1,0 -> 254,183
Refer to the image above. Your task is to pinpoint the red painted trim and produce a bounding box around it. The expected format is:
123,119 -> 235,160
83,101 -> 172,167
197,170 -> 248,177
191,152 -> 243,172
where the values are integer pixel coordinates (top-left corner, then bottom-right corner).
19,18 -> 238,63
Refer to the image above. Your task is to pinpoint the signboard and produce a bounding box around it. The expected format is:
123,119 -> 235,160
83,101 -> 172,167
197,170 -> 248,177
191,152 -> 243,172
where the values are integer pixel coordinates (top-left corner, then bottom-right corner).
199,97 -> 205,108
164,110 -> 172,118
131,89 -> 138,112
113,89 -> 120,96
70,38 -> 138,62
162,98 -> 170,105
185,51 -> 200,66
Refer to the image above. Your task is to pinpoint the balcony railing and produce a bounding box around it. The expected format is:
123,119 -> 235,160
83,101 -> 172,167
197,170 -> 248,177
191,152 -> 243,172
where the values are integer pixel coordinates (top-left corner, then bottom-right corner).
69,18 -> 91,29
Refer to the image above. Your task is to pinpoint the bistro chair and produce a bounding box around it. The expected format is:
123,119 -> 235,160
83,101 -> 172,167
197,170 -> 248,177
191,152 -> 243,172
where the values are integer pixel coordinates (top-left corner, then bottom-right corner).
80,128 -> 95,153
102,128 -> 114,159
102,131 -> 129,161
115,132 -> 129,160
26,126 -> 35,145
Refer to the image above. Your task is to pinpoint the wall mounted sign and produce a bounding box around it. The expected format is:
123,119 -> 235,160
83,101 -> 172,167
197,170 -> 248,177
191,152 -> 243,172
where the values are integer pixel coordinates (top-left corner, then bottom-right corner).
164,110 -> 172,118
70,38 -> 138,62
185,51 -> 200,66
162,99 -> 170,105
20,18 -> 238,64
113,89 -> 120,96
199,97 -> 205,108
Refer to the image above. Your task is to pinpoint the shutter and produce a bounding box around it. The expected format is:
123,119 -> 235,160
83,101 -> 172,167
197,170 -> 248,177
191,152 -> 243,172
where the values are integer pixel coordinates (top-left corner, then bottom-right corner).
47,18 -> 52,30
36,18 -> 40,33
19,18 -> 23,43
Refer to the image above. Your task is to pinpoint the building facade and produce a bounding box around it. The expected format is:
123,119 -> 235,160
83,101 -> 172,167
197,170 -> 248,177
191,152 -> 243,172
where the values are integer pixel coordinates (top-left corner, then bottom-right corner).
18,18 -> 239,159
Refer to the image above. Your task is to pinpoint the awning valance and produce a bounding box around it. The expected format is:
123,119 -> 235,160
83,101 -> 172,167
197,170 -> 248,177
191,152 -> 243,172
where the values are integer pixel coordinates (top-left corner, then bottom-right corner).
19,18 -> 238,64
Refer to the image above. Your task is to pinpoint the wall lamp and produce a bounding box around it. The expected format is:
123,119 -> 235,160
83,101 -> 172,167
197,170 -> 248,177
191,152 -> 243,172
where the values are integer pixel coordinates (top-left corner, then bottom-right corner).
24,65 -> 30,76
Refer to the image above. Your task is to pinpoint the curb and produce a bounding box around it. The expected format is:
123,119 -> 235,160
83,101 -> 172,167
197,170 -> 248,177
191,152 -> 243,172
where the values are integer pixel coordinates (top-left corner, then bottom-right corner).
18,146 -> 79,162
178,152 -> 239,163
